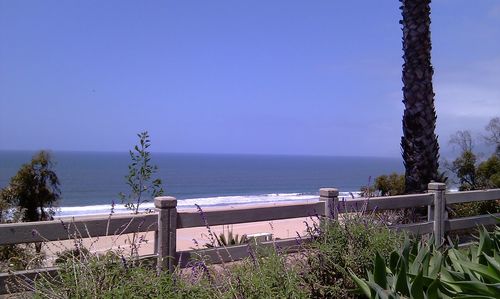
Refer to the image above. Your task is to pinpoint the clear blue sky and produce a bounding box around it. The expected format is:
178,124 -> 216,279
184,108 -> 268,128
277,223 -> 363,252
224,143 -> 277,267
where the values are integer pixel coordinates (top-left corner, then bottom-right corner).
1,0 -> 499,157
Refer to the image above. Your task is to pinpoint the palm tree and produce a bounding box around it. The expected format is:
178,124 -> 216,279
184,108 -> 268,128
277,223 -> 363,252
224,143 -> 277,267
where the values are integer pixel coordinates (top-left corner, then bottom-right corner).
400,0 -> 440,193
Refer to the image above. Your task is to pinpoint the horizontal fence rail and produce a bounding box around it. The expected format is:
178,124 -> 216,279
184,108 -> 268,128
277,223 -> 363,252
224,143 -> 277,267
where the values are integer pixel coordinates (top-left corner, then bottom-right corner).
446,213 -> 500,232
177,202 -> 324,229
176,237 -> 307,268
446,189 -> 500,204
0,184 -> 499,295
338,193 -> 434,213
0,213 -> 158,246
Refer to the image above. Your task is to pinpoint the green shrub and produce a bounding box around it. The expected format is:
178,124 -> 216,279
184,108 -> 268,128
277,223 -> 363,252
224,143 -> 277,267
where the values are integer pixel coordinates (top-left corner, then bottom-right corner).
374,173 -> 405,196
0,244 -> 44,272
210,246 -> 309,299
28,251 -> 208,298
450,200 -> 500,219
303,215 -> 403,298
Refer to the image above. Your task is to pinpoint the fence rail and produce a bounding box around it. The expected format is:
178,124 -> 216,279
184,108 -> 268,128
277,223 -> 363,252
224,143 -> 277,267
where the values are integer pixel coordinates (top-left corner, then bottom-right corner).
1,183 -> 499,294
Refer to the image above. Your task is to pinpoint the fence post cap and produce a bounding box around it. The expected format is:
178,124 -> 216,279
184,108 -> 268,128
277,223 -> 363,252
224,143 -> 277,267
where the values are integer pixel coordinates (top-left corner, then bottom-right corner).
428,182 -> 446,191
319,188 -> 339,197
154,196 -> 177,208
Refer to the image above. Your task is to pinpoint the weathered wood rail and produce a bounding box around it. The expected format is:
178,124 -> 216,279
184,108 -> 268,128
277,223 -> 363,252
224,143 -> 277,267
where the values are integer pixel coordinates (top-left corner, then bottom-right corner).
0,183 -> 499,294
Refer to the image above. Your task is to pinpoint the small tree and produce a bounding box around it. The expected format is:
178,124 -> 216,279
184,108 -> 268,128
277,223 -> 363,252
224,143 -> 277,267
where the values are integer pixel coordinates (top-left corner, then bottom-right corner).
120,131 -> 164,214
374,173 -> 405,196
484,117 -> 500,156
446,118 -> 500,217
1,151 -> 60,222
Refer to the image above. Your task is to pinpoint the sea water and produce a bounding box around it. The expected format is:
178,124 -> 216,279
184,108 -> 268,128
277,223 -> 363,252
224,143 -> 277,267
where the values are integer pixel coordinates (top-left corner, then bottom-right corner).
0,151 -> 403,217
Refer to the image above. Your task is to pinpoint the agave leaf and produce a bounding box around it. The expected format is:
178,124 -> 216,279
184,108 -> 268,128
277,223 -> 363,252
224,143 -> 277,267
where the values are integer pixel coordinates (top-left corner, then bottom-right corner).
455,258 -> 499,283
402,237 -> 411,265
425,277 -> 440,299
449,249 -> 475,278
429,250 -> 443,278
482,253 -> 500,280
478,226 -> 494,258
410,270 -> 425,299
440,268 -> 465,294
365,280 -> 392,299
411,243 -> 429,275
454,295 -> 496,299
389,251 -> 400,272
348,268 -> 372,298
374,252 -> 388,289
441,280 -> 500,297
395,256 -> 410,297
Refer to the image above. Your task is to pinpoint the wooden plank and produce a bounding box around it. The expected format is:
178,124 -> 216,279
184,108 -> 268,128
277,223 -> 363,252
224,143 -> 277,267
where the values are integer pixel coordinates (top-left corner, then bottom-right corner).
338,193 -> 434,213
446,189 -> 500,204
391,221 -> 433,235
177,202 -> 324,229
0,213 -> 158,246
177,237 -> 309,268
445,213 -> 500,232
0,267 -> 58,295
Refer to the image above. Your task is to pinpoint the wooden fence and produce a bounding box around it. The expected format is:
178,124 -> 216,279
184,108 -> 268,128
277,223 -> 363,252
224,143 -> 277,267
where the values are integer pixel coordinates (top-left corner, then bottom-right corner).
0,183 -> 499,294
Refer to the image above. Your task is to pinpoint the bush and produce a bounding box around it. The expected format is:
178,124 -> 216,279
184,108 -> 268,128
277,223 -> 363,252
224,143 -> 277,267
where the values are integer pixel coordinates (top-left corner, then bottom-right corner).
0,244 -> 44,272
209,246 -> 309,298
374,173 -> 405,196
303,215 -> 403,298
26,251 -> 208,298
450,200 -> 500,219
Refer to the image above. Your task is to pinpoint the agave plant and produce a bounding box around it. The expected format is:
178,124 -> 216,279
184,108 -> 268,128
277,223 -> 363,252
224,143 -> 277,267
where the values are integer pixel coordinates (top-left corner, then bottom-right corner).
349,237 -> 444,298
439,226 -> 500,298
350,225 -> 500,298
204,226 -> 248,248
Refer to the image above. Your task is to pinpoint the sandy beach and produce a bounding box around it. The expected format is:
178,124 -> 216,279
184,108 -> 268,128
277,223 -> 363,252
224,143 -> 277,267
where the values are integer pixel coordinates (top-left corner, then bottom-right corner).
42,211 -> 317,261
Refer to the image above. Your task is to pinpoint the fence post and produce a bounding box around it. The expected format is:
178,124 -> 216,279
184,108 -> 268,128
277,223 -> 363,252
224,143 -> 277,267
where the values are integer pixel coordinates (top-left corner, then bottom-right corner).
319,188 -> 339,220
428,183 -> 446,247
155,196 -> 177,274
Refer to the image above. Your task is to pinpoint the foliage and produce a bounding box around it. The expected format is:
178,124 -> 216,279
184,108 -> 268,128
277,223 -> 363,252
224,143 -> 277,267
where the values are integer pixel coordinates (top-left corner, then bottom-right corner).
204,226 -> 248,248
485,117 -> 500,156
0,151 -> 60,222
450,200 -> 500,219
210,247 -> 309,299
374,173 -> 405,196
26,252 -> 207,299
447,119 -> 500,191
303,215 -> 403,298
351,224 -> 500,298
350,237 -> 445,298
119,131 -> 164,214
446,119 -> 500,218
477,155 -> 500,188
0,244 -> 44,272
450,150 -> 478,191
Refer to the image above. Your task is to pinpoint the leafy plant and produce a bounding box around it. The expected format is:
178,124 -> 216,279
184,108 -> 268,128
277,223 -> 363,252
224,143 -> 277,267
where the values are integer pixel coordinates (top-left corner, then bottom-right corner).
204,226 -> 248,248
119,131 -> 164,214
210,247 -> 309,299
303,214 -> 403,298
351,224 -> 500,298
0,151 -> 60,222
374,173 -> 406,196
23,251 -> 208,299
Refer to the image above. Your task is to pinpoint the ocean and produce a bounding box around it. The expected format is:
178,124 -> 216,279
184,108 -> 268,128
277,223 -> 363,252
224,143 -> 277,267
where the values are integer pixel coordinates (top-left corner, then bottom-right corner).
0,151 -> 403,217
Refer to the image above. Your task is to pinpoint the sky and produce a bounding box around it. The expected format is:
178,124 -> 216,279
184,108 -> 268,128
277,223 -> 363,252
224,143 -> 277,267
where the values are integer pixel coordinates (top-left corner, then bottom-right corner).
0,0 -> 499,158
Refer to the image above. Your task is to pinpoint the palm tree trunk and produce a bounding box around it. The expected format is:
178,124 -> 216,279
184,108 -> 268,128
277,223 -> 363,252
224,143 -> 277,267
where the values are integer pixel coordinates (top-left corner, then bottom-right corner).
400,0 -> 440,193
